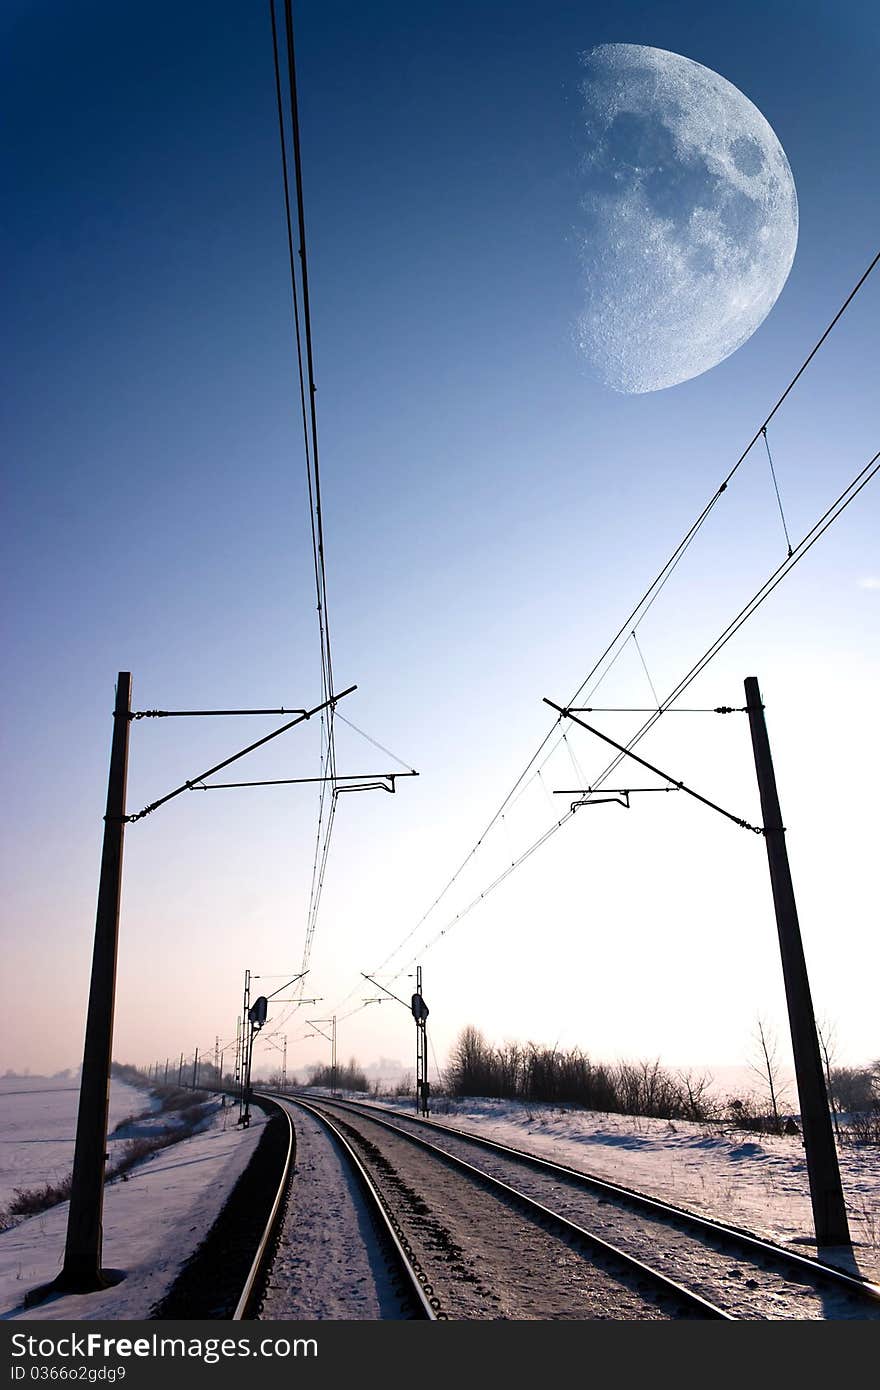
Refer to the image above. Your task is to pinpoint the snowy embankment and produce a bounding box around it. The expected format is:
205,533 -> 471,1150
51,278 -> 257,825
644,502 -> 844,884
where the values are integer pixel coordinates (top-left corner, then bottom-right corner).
371,1094 -> 880,1281
0,1079 -> 267,1321
0,1077 -> 148,1209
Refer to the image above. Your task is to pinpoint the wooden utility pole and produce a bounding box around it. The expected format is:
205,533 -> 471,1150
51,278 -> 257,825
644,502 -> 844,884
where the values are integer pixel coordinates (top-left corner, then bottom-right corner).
744,676 -> 850,1247
34,673 -> 132,1298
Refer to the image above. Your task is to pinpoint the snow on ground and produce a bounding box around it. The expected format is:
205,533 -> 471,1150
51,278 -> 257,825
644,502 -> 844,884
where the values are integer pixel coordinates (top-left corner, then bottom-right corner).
3,1079 -> 876,1321
0,1087 -> 266,1321
371,1094 -> 880,1282
0,1077 -> 150,1209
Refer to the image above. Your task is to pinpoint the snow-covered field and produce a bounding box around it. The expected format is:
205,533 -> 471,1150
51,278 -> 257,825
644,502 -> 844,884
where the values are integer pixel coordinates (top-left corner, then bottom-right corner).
372,1094 -> 880,1281
2,1079 -> 876,1321
0,1076 -> 151,1209
0,1078 -> 267,1320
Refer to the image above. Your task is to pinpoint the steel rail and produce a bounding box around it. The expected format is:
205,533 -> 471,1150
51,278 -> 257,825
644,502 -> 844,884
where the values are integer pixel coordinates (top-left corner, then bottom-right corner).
356,1096 -> 880,1297
451,1130 -> 880,1301
284,1096 -> 438,1319
232,1097 -> 295,1320
300,1094 -> 731,1320
316,1094 -> 880,1308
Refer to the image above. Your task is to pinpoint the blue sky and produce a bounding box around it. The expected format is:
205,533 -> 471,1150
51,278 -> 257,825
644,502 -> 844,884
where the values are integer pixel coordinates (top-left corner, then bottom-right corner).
2,1 -> 878,1082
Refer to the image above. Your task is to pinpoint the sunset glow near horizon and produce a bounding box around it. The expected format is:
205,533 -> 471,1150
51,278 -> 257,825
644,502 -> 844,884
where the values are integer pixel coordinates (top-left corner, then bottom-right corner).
2,0 -> 877,1089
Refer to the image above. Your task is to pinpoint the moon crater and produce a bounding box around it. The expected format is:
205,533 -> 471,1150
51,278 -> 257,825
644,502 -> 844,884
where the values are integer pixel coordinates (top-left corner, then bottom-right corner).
576,45 -> 798,393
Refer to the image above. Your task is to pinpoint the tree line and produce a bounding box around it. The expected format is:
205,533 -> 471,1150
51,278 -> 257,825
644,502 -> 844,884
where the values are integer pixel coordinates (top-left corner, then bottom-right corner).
446,1027 -> 880,1138
446,1027 -> 717,1120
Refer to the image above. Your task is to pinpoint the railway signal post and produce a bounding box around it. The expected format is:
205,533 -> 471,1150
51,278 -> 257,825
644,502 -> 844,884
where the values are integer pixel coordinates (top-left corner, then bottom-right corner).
412,967 -> 430,1117
362,969 -> 431,1116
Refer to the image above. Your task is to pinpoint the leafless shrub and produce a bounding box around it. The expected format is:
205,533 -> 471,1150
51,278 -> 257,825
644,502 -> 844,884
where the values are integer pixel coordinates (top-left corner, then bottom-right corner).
841,1104 -> 880,1147
6,1177 -> 73,1220
108,1119 -> 202,1181
446,1026 -> 718,1121
678,1069 -> 721,1121
154,1086 -> 211,1114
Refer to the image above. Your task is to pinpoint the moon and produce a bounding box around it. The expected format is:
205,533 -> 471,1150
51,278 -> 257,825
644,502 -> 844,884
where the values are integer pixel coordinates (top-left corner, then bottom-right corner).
576,44 -> 798,393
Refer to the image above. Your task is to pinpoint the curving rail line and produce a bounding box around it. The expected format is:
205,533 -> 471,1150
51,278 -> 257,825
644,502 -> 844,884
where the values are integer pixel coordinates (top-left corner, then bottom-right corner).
228,1090 -> 880,1320
299,1093 -> 880,1318
279,1095 -> 438,1319
296,1094 -> 731,1319
232,1093 -> 436,1320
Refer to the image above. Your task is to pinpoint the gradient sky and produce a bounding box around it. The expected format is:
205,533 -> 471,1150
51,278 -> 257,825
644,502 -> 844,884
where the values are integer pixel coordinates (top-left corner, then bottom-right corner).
2,0 -> 877,1087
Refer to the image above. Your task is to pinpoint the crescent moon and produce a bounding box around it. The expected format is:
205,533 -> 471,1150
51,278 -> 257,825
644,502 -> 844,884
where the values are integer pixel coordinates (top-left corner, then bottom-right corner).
576,44 -> 798,393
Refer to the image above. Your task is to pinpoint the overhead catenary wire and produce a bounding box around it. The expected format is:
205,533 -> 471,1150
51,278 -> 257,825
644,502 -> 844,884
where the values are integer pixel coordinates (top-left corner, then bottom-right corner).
284,0 -> 338,972
365,443 -> 879,992
351,637 -> 634,1000
340,249 -> 880,1000
269,0 -> 333,706
391,441 -> 880,974
282,0 -> 335,704
331,629 -> 641,1016
269,1 -> 327,718
270,0 -> 340,980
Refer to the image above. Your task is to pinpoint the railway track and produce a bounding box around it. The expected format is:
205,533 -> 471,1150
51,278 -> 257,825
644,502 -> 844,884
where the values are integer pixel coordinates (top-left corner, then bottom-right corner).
284,1094 -> 731,1319
244,1095 -> 436,1319
290,1093 -> 880,1321
221,1091 -> 880,1320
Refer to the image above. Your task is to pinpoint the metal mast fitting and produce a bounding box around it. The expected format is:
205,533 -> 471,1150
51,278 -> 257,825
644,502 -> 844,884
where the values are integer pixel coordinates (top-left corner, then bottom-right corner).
544,698 -> 762,833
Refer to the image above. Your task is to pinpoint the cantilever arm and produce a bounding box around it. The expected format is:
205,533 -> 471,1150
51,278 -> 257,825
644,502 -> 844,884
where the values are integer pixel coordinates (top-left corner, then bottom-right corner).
125,686 -> 356,820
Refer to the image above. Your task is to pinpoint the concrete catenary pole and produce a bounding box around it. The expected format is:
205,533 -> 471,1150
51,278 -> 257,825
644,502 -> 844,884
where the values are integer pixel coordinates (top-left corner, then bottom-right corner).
744,676 -> 850,1247
50,673 -> 132,1295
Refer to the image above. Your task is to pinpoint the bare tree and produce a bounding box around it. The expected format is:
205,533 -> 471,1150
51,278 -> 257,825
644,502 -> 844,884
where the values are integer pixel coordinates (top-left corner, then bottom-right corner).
749,1018 -> 788,1134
